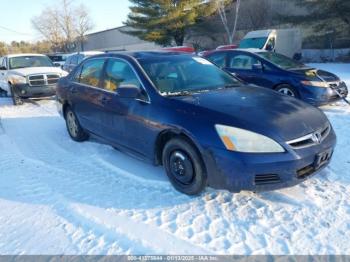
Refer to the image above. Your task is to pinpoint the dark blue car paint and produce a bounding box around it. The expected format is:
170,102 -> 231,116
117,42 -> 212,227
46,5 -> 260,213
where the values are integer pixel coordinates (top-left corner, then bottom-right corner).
56,52 -> 336,192
204,50 -> 348,106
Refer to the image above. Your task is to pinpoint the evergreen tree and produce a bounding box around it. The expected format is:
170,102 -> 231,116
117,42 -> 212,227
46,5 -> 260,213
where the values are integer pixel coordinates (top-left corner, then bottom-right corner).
124,0 -> 218,46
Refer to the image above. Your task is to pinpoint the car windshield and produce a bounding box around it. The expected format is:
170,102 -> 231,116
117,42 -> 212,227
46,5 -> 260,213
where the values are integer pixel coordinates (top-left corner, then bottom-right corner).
239,37 -> 268,49
48,55 -> 67,62
9,56 -> 54,69
139,55 -> 241,95
257,52 -> 305,70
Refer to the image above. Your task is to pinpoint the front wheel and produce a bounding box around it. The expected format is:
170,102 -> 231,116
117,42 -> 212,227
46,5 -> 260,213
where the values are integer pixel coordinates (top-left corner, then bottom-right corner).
162,138 -> 207,195
65,107 -> 89,142
275,84 -> 299,98
10,85 -> 23,105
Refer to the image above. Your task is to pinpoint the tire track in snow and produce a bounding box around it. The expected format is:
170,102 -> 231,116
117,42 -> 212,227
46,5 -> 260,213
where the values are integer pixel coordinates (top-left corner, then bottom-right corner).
0,113 -> 207,254
0,136 -> 173,254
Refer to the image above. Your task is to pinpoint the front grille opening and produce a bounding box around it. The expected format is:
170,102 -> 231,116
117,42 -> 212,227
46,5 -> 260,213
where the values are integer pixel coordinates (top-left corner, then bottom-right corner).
289,138 -> 314,148
287,124 -> 331,149
254,174 -> 281,185
29,75 -> 44,80
321,126 -> 330,137
297,164 -> 315,179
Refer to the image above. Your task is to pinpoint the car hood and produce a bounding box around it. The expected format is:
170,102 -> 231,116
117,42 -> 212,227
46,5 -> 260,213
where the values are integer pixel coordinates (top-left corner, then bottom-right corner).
9,67 -> 64,76
172,86 -> 329,142
288,67 -> 339,82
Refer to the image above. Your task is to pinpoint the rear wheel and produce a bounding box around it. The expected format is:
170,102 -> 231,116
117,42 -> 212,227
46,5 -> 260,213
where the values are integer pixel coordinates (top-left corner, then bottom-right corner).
10,85 -> 23,105
65,107 -> 89,142
275,84 -> 299,98
162,138 -> 207,195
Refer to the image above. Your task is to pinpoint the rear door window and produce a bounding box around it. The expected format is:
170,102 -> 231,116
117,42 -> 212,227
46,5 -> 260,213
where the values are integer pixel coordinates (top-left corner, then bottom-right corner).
206,52 -> 227,68
79,59 -> 105,88
228,54 -> 262,70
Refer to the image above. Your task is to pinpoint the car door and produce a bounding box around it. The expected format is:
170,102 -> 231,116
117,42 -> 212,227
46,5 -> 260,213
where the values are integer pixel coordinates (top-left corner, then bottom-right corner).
69,58 -> 107,135
97,58 -> 151,153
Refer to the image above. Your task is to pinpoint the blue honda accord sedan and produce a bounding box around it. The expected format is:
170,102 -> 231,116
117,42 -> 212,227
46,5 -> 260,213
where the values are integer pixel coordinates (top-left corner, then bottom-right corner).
203,49 -> 348,106
56,51 -> 336,195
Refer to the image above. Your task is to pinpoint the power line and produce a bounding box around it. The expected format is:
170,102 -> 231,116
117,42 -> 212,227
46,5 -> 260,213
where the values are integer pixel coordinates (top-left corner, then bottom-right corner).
0,25 -> 32,36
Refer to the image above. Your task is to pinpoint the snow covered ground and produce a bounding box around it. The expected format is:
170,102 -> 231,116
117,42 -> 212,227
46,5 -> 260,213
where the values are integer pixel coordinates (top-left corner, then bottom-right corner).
0,64 -> 350,255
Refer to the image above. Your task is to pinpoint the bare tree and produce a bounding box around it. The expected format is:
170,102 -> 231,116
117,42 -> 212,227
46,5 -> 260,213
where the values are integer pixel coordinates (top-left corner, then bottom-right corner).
216,0 -> 241,44
32,0 -> 93,52
75,4 -> 94,51
32,8 -> 64,51
239,0 -> 272,30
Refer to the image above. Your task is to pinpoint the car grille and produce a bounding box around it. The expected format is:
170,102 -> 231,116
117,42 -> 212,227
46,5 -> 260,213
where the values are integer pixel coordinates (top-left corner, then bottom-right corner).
254,174 -> 281,185
28,74 -> 60,86
286,124 -> 331,149
329,81 -> 348,97
297,164 -> 316,179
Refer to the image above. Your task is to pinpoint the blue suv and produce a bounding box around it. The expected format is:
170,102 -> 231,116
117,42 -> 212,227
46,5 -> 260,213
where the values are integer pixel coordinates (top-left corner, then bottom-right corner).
204,49 -> 348,106
56,52 -> 336,195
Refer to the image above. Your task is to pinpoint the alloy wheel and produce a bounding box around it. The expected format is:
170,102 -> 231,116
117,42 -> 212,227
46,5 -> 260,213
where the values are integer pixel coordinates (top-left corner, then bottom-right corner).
66,111 -> 79,138
278,87 -> 295,97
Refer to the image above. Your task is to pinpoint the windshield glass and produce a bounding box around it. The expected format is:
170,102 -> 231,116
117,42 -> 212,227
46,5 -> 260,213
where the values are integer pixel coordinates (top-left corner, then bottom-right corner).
48,55 -> 67,62
239,37 -> 268,49
257,52 -> 305,70
139,55 -> 241,95
9,56 -> 54,69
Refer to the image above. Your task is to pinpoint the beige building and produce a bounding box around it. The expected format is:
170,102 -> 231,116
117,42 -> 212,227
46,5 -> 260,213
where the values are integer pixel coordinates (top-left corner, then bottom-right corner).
80,26 -> 160,52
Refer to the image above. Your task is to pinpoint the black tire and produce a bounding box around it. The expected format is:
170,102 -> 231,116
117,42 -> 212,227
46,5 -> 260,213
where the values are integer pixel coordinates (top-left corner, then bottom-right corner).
275,84 -> 300,98
64,106 -> 89,142
10,85 -> 23,105
162,138 -> 207,195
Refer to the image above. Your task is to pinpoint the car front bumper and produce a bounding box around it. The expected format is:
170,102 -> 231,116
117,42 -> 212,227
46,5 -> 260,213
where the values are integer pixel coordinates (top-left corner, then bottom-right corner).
12,83 -> 56,98
203,127 -> 336,192
300,82 -> 348,106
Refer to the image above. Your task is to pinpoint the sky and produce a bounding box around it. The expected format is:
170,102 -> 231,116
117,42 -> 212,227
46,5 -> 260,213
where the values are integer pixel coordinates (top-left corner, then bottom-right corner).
0,0 -> 131,43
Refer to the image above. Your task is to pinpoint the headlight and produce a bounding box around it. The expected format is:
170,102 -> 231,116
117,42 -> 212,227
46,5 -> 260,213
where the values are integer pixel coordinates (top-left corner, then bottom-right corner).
215,124 -> 285,153
301,80 -> 328,88
9,75 -> 27,85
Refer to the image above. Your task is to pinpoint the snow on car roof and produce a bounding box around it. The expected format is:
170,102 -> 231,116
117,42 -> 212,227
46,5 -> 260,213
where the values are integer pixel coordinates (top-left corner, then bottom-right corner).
6,53 -> 47,58
235,48 -> 268,53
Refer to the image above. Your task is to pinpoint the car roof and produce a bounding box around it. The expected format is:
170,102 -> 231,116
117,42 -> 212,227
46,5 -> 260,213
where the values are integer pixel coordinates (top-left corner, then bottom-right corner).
72,51 -> 104,56
97,51 -> 193,60
6,53 -> 47,58
204,48 -> 267,56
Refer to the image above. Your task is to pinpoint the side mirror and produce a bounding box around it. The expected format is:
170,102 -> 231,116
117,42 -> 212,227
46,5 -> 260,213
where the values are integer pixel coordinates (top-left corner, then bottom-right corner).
117,84 -> 141,98
252,63 -> 263,71
0,66 -> 7,70
53,63 -> 61,67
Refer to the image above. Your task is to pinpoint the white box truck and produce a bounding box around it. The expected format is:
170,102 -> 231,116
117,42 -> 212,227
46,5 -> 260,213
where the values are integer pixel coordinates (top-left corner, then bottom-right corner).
239,29 -> 302,60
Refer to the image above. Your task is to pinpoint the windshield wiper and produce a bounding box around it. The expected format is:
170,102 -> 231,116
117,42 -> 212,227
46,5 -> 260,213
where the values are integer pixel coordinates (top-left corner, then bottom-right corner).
163,90 -> 193,97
